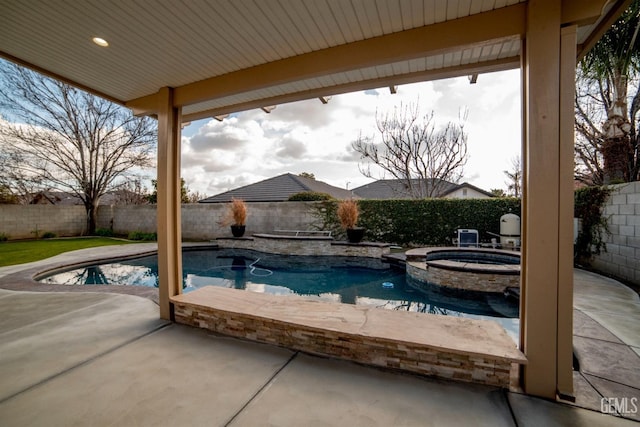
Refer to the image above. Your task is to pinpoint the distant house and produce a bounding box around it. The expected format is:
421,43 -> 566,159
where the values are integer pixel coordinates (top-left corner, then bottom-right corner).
198,173 -> 355,203
352,179 -> 493,200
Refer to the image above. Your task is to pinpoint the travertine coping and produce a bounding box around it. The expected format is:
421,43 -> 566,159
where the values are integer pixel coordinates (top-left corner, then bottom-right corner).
171,286 -> 526,388
426,259 -> 520,274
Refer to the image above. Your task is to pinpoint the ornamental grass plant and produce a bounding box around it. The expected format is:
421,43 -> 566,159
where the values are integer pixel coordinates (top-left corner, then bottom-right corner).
337,199 -> 359,229
221,198 -> 247,226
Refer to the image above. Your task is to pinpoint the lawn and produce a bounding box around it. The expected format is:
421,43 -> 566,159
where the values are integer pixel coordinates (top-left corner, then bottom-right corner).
0,237 -> 136,267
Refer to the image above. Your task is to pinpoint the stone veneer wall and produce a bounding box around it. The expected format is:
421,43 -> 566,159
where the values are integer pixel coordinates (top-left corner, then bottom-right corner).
217,235 -> 390,258
589,181 -> 640,286
172,298 -> 516,388
407,261 -> 519,293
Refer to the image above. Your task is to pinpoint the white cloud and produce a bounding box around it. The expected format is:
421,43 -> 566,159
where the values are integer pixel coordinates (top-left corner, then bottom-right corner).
179,69 -> 522,196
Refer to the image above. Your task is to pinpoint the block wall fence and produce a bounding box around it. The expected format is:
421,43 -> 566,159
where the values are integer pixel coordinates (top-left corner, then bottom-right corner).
0,202 -> 318,241
0,205 -> 87,239
590,181 -> 640,286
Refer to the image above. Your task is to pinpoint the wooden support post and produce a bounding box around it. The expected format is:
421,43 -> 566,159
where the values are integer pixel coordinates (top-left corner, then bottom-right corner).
557,24 -> 577,400
520,0 -> 575,399
156,87 -> 183,320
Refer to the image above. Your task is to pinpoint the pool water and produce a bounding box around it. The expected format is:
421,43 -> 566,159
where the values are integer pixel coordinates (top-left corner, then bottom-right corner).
39,248 -> 519,340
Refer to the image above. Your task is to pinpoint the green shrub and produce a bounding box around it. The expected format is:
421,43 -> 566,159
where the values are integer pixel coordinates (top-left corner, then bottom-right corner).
288,192 -> 334,201
127,231 -> 157,241
41,231 -> 57,239
95,228 -> 115,237
574,185 -> 612,261
311,198 -> 521,246
0,233 -> 8,242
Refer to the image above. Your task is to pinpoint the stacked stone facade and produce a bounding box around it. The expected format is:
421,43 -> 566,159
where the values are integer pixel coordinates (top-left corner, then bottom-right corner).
172,287 -> 525,388
217,234 -> 389,258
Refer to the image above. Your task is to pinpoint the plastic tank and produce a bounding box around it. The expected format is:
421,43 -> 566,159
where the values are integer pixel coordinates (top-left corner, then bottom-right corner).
500,213 -> 521,247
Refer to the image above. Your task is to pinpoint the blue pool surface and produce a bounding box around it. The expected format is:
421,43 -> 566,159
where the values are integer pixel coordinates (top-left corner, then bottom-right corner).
39,248 -> 519,340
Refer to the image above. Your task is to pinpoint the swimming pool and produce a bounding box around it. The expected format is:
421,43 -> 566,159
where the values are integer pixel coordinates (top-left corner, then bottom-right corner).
39,248 -> 519,340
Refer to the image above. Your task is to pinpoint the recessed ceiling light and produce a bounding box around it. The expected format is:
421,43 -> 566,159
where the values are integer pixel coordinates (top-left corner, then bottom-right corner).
92,37 -> 109,47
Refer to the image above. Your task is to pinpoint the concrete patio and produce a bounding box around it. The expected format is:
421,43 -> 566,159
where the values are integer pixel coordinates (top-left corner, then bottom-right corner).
0,244 -> 638,426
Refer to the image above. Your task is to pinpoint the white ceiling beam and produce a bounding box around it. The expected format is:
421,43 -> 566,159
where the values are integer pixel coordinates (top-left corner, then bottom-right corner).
128,3 -> 526,114
182,56 -> 518,122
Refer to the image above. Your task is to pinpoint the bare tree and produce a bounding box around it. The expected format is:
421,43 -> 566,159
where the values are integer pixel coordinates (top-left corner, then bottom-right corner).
0,146 -> 43,203
352,101 -> 468,198
111,179 -> 150,205
0,62 -> 156,233
504,156 -> 522,197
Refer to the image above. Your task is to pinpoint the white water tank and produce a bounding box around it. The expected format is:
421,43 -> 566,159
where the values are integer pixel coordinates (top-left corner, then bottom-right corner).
500,213 -> 521,247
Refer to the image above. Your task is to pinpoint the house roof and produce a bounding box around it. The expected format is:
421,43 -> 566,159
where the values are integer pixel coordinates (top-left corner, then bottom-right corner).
352,179 -> 493,199
0,1 -> 624,121
199,173 -> 354,203
352,179 -> 455,199
441,182 -> 495,198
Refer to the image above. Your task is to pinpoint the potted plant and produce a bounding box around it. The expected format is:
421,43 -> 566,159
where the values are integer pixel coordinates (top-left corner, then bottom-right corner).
222,198 -> 247,237
337,199 -> 365,243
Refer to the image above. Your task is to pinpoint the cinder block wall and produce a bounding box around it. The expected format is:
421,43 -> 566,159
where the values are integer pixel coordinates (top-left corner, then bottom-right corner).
99,201 -> 320,240
97,205 -> 157,235
1,202 -> 320,241
0,205 -> 87,239
590,181 -> 640,286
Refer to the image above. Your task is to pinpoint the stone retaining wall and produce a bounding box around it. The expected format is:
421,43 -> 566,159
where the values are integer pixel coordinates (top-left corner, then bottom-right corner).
171,286 -> 526,388
216,235 -> 390,258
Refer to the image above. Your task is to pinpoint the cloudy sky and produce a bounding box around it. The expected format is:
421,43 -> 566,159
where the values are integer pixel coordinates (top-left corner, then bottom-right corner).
180,68 -> 522,197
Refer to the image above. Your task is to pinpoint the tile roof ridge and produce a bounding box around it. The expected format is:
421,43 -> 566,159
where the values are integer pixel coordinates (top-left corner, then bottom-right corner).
288,173 -> 313,191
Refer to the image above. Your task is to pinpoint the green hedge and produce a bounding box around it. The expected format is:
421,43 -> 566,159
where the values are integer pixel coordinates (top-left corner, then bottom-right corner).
288,191 -> 335,201
127,231 -> 157,241
312,198 -> 521,246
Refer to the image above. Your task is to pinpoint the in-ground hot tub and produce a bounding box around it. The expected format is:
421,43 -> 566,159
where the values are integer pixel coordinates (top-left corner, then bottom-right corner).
406,247 -> 520,293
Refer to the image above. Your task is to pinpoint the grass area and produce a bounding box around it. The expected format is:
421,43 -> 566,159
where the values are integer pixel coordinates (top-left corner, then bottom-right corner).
0,237 -> 137,267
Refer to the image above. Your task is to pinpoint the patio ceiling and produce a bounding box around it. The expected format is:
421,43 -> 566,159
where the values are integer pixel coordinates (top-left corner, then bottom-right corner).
0,0 -> 628,120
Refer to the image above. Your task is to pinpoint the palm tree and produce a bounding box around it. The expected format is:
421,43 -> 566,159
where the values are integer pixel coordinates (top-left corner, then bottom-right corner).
578,0 -> 639,184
